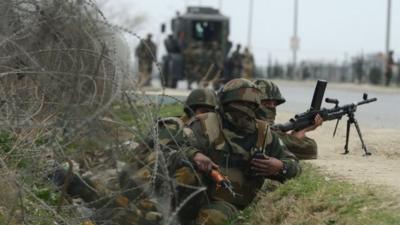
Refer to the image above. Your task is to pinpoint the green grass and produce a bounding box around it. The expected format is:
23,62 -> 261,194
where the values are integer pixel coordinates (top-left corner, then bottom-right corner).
0,130 -> 13,153
229,163 -> 400,225
159,103 -> 184,117
111,102 -> 183,124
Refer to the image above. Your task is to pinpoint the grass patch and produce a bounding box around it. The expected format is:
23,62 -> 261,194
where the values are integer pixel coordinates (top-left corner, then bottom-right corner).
111,102 -> 183,124
0,130 -> 13,153
159,103 -> 184,117
230,163 -> 400,225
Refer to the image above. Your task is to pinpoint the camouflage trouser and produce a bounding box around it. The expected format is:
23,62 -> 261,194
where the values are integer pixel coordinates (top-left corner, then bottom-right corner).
91,166 -> 238,225
174,167 -> 238,225
91,196 -> 163,225
88,149 -> 239,225
171,163 -> 237,225
276,132 -> 318,160
115,154 -> 207,225
138,60 -> 152,87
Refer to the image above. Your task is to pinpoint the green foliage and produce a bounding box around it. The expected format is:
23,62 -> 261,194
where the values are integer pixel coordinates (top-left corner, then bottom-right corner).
0,130 -> 13,153
112,102 -> 183,123
33,186 -> 60,206
230,163 -> 400,225
159,103 -> 183,117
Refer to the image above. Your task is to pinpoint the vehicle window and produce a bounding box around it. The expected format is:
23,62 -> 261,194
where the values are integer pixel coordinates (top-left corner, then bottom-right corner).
192,20 -> 222,42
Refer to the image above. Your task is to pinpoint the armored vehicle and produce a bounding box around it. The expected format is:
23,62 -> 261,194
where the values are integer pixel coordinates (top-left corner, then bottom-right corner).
161,7 -> 231,88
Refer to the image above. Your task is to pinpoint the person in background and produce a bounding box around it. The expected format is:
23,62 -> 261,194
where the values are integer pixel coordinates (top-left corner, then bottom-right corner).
241,47 -> 255,80
385,50 -> 395,86
135,33 -> 157,87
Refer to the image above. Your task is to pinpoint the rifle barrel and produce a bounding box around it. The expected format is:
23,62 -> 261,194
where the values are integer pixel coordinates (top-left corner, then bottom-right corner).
358,97 -> 377,106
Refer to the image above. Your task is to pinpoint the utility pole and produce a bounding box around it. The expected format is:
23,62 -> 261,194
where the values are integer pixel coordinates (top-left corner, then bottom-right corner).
385,0 -> 392,55
247,0 -> 254,49
291,0 -> 300,79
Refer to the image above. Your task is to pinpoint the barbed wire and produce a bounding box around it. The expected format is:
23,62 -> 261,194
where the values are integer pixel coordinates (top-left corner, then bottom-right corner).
0,1 -> 196,224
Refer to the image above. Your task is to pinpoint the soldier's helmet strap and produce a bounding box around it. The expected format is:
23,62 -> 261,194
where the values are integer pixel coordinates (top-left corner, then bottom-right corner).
255,120 -> 268,154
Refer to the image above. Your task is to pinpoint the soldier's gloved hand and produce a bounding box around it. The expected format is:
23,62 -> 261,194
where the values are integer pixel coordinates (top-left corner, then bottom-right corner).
193,152 -> 219,173
250,157 -> 283,176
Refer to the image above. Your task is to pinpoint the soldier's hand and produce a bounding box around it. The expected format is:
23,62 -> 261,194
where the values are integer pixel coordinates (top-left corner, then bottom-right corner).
250,157 -> 283,176
291,114 -> 323,139
311,114 -> 323,130
193,152 -> 219,173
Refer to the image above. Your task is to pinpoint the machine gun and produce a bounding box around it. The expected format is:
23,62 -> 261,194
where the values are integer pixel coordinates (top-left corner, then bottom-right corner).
272,79 -> 327,132
273,80 -> 377,155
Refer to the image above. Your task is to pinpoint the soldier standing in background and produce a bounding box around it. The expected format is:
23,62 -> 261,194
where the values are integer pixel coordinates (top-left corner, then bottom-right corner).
385,50 -> 395,86
184,42 -> 202,90
135,33 -> 157,87
254,79 -> 323,159
229,44 -> 243,78
242,47 -> 255,80
352,55 -> 364,84
397,57 -> 400,85
207,41 -> 224,89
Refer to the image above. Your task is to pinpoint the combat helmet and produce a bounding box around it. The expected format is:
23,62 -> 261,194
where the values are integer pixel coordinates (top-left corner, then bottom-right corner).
254,79 -> 286,105
219,78 -> 261,107
184,88 -> 218,115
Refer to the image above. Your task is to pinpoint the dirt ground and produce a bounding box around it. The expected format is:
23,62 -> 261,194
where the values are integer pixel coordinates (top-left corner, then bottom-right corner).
278,111 -> 400,198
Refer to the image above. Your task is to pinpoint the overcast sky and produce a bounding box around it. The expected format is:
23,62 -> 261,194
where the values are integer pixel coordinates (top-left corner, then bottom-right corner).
100,0 -> 399,65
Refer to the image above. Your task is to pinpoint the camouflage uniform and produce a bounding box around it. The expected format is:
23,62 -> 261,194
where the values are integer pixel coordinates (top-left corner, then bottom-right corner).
229,44 -> 243,78
202,42 -> 223,88
182,79 -> 301,225
184,42 -> 203,89
254,79 -> 318,160
115,116 -> 202,225
241,48 -> 254,80
136,34 -> 157,87
112,89 -> 219,225
52,116 -> 195,225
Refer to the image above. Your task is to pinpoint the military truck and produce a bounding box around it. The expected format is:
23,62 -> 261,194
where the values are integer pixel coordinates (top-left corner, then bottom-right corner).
161,6 -> 231,88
